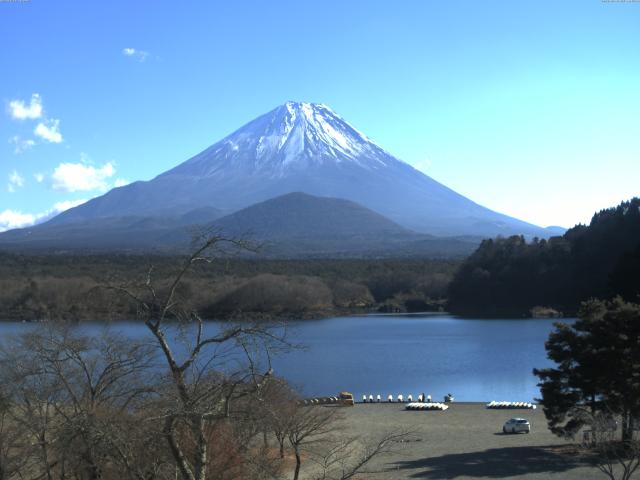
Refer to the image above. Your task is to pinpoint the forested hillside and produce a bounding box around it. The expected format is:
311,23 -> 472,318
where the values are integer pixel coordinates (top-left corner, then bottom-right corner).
448,198 -> 640,316
0,254 -> 457,321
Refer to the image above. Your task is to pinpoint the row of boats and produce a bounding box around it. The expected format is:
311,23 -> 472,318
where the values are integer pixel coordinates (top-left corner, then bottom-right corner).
300,397 -> 341,406
300,396 -> 536,409
405,402 -> 449,411
361,393 -> 453,403
486,401 -> 536,409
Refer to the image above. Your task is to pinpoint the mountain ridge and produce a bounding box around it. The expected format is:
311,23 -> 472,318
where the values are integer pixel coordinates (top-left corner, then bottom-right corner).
0,192 -> 479,257
1,102 -> 563,254
44,101 -> 553,238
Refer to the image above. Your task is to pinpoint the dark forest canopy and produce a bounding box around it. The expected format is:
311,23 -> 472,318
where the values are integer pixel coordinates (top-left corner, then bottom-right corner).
448,198 -> 640,317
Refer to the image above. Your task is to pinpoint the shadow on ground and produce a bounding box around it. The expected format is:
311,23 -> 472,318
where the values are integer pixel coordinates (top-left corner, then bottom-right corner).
392,445 -> 588,478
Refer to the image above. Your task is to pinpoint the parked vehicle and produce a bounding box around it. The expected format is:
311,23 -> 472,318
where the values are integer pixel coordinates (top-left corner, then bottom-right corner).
503,418 -> 531,433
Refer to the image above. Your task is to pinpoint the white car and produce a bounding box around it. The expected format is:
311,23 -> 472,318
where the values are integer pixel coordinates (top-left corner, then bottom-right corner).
503,418 -> 530,434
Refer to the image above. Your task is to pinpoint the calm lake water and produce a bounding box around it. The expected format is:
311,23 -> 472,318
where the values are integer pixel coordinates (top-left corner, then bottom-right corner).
0,314 -> 569,402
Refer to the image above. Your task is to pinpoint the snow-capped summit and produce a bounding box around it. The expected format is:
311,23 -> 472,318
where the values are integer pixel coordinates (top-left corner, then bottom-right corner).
42,102 -> 552,238
166,101 -> 395,178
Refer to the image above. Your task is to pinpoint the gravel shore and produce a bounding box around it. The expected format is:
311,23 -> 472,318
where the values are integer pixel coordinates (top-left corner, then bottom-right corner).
336,403 -> 602,480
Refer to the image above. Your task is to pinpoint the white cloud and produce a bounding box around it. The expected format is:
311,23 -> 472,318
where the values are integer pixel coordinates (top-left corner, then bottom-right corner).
0,198 -> 87,233
34,119 -> 63,143
7,95 -> 64,149
113,178 -> 129,187
8,93 -> 43,120
0,210 -> 36,231
7,170 -> 25,193
50,198 -> 88,214
34,172 -> 44,183
122,47 -> 149,62
51,161 -> 115,192
9,135 -> 35,154
9,170 -> 24,187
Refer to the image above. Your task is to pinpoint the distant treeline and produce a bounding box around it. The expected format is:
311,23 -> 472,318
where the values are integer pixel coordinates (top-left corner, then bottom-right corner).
0,254 -> 458,321
7,198 -> 637,322
448,198 -> 640,317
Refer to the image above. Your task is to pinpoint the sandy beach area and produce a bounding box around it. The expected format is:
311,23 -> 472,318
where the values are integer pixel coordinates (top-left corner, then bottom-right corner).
332,402 -> 603,480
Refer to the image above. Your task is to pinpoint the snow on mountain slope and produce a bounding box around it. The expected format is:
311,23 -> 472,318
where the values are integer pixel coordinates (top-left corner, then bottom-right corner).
165,102 -> 393,177
44,101 -> 552,238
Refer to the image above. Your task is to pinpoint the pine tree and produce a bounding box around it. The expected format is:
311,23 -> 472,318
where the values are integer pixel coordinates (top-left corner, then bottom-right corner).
534,298 -> 640,441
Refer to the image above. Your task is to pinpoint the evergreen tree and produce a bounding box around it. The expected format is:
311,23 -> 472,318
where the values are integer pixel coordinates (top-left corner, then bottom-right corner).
534,298 -> 640,441
449,197 -> 640,316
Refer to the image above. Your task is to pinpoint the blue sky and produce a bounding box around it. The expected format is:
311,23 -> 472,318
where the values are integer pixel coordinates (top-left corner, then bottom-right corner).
1,0 -> 639,231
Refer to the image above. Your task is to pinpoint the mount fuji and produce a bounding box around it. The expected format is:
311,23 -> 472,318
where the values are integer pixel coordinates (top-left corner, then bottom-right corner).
1,102 -> 558,253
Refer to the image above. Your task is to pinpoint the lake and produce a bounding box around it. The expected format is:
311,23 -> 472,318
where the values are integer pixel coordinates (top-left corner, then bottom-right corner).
0,314 -> 567,402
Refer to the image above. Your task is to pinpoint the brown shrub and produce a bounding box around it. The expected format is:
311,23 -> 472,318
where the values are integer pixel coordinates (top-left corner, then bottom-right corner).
210,274 -> 333,315
328,279 -> 374,308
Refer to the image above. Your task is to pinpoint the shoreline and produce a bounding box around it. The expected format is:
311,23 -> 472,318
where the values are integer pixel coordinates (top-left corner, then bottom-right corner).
0,309 -> 571,323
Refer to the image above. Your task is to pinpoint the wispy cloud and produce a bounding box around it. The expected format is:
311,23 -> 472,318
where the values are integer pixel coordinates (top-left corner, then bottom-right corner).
7,170 -> 24,193
8,93 -> 43,120
9,135 -> 35,154
34,172 -> 44,183
7,94 -> 64,148
51,199 -> 88,213
51,161 -> 115,192
411,157 -> 432,174
0,198 -> 87,233
122,47 -> 149,62
113,178 -> 129,188
34,119 -> 63,143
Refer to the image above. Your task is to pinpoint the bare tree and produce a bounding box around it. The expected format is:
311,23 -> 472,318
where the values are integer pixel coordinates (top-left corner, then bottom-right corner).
286,405 -> 341,480
106,231 -> 288,480
283,402 -> 412,480
0,335 -> 64,480
0,326 -> 167,480
256,378 -> 299,459
0,231 -> 408,480
0,393 -> 29,480
309,430 -> 413,480
581,410 -> 640,480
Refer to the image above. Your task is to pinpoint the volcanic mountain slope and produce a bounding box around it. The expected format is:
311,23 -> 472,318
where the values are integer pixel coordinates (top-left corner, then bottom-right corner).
214,192 -> 410,239
0,207 -> 224,251
42,101 -> 554,238
205,192 -> 478,257
0,193 -> 479,257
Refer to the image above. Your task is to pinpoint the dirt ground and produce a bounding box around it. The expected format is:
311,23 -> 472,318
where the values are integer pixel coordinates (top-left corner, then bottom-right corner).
334,403 -> 606,480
